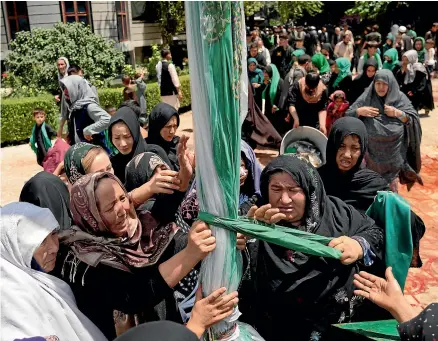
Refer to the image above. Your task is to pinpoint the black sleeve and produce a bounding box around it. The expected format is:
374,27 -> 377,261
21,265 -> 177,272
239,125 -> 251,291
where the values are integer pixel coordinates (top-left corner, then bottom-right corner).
412,71 -> 427,94
318,89 -> 329,111
287,81 -> 300,108
151,190 -> 186,225
397,303 -> 438,341
46,124 -> 57,139
274,79 -> 284,107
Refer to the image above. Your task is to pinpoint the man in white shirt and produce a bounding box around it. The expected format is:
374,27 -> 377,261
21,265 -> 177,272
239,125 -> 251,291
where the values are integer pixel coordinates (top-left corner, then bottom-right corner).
257,38 -> 271,65
334,33 -> 354,61
156,49 -> 182,110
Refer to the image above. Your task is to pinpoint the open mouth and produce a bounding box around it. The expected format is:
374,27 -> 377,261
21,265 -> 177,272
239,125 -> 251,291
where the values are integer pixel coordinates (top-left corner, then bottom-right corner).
278,207 -> 294,213
340,159 -> 352,167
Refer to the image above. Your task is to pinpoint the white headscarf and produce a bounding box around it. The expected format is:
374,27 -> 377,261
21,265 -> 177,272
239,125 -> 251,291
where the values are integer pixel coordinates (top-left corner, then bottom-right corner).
56,56 -> 70,81
1,202 -> 107,341
403,50 -> 428,84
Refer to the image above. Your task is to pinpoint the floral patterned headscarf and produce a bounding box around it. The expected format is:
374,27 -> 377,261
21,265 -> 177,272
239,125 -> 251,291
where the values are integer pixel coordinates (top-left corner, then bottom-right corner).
59,172 -> 177,272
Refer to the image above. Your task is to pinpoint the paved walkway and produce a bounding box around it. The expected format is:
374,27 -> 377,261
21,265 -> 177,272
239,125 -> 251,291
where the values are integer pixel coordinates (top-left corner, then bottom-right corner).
1,80 -> 438,310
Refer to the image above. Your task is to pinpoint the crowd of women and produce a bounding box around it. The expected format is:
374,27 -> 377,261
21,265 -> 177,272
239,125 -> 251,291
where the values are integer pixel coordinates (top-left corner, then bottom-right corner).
246,23 -> 435,145
1,23 -> 437,341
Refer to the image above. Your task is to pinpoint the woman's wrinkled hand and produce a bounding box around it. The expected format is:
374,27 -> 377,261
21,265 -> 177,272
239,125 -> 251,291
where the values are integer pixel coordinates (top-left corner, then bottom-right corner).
247,204 -> 286,225
188,221 -> 216,260
186,287 -> 238,338
356,106 -> 380,118
329,236 -> 363,265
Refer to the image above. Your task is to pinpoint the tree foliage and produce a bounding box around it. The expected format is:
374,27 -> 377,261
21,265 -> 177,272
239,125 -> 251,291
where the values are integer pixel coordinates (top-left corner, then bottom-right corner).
244,1 -> 323,22
5,22 -> 125,95
345,1 -> 409,20
159,1 -> 185,46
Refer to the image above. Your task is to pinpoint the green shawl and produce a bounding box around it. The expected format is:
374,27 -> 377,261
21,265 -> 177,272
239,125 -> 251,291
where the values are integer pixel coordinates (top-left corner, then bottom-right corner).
333,57 -> 352,88
414,37 -> 427,63
30,122 -> 52,155
262,64 -> 280,104
366,192 -> 413,290
382,33 -> 394,54
311,53 -> 330,74
363,51 -> 382,69
382,48 -> 399,71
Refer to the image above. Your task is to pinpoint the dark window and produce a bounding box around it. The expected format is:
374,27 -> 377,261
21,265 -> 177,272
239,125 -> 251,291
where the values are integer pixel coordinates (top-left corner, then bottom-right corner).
6,1 -> 30,40
115,1 -> 129,42
61,1 -> 90,25
130,1 -> 159,23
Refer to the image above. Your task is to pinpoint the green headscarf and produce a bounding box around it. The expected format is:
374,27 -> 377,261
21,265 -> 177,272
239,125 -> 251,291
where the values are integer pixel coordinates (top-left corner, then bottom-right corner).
414,37 -> 427,63
311,53 -> 330,74
382,33 -> 394,54
30,122 -> 52,155
63,142 -> 96,184
292,49 -> 305,59
363,49 -> 382,69
333,57 -> 352,88
247,57 -> 264,85
262,64 -> 280,104
382,48 -> 399,71
408,29 -> 417,39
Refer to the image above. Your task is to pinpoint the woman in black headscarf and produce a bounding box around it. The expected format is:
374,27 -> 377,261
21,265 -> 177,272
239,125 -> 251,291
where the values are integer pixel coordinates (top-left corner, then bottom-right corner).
350,58 -> 379,104
345,69 -> 422,192
321,42 -> 334,60
19,171 -> 72,231
240,155 -> 384,341
318,117 -> 425,267
147,103 -> 180,171
109,106 -> 148,182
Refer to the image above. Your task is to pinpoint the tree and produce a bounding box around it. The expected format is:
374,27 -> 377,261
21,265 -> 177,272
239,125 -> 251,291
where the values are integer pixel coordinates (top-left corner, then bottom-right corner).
158,1 -> 185,46
345,1 -> 409,20
5,22 -> 125,95
244,1 -> 323,23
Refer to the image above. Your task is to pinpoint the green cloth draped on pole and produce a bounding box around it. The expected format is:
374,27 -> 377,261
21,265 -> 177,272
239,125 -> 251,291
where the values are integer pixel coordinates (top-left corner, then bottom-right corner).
186,2 -> 262,340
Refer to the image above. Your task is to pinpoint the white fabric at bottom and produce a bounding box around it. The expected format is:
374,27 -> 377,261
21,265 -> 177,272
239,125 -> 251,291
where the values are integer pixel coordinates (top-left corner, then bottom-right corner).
1,202 -> 107,341
161,95 -> 180,110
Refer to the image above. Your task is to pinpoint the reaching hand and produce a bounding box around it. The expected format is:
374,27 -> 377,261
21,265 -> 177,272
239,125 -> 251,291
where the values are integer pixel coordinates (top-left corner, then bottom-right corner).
353,267 -> 404,312
384,105 -> 401,118
148,168 -> 180,195
186,287 -> 238,338
329,236 -> 363,265
356,106 -> 380,118
319,125 -> 327,136
236,233 -> 247,251
293,119 -> 300,129
55,95 -> 61,102
177,134 -> 193,192
187,221 -> 216,261
247,204 -> 286,225
83,134 -> 92,142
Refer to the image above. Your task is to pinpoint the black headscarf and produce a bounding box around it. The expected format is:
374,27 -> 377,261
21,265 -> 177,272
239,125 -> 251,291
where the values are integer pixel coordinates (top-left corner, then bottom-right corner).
124,151 -> 171,192
351,57 -> 379,103
19,171 -> 72,231
114,321 -> 198,341
109,107 -> 148,182
318,117 -> 390,211
345,69 -> 422,188
321,43 -> 334,60
147,103 -> 180,171
251,155 -> 384,340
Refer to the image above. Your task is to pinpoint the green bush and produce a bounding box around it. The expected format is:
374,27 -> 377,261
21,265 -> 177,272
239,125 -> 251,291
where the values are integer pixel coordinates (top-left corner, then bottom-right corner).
5,22 -> 125,95
1,76 -> 191,143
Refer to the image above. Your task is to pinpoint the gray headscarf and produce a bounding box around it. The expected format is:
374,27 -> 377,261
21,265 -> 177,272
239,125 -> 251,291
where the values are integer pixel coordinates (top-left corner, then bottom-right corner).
60,75 -> 99,116
391,24 -> 400,37
56,57 -> 70,81
403,50 -> 428,84
345,69 -> 422,187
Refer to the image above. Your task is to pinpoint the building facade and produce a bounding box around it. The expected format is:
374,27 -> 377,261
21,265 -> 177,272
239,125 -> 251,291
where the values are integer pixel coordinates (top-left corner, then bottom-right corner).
1,1 -> 185,69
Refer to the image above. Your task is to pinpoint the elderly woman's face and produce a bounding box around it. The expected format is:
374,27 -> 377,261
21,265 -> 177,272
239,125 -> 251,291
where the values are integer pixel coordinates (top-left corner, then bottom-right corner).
112,122 -> 134,155
96,178 -> 137,238
160,116 -> 178,142
374,80 -> 389,97
268,172 -> 306,225
57,59 -> 67,73
336,135 -> 361,172
33,231 -> 59,272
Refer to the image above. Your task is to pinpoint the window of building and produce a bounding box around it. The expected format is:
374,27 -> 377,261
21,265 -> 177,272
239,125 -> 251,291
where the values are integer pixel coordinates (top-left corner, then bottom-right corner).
61,1 -> 90,25
130,1 -> 159,23
115,1 -> 128,42
6,1 -> 30,40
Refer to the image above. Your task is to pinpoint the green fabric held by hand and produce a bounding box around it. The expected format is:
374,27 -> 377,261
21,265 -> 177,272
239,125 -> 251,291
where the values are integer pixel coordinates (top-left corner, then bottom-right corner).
334,319 -> 400,340
333,57 -> 352,88
366,191 -> 413,291
262,64 -> 280,104
312,53 -> 331,74
382,48 -> 399,71
30,122 -> 52,155
414,37 -> 427,64
198,211 -> 342,259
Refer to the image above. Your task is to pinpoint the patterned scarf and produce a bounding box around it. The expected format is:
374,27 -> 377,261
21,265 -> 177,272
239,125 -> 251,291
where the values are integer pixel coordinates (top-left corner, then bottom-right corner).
298,77 -> 326,104
59,172 -> 178,272
63,142 -> 95,185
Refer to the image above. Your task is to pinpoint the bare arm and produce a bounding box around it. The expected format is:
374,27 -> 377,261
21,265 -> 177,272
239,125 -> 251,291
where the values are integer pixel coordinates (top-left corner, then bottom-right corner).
158,248 -> 200,288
